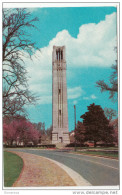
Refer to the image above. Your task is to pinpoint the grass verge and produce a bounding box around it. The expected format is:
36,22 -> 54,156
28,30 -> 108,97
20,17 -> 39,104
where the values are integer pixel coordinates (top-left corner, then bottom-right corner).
74,147 -> 118,150
4,151 -> 23,187
76,150 -> 118,159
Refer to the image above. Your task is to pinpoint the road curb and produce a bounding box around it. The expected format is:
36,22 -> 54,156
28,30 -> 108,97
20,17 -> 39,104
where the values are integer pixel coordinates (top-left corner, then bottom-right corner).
41,156 -> 92,186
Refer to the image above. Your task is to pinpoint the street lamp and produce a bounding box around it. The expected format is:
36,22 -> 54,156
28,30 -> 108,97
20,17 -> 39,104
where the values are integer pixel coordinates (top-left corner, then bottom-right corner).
74,105 -> 76,152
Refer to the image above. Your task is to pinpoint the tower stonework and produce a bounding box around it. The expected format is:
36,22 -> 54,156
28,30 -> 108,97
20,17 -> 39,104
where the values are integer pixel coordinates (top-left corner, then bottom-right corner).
52,46 -> 70,145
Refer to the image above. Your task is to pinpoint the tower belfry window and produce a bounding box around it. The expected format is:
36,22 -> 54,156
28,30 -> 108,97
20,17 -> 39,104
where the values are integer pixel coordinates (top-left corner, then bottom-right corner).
56,49 -> 63,61
59,49 -> 60,60
56,50 -> 58,60
61,50 -> 63,60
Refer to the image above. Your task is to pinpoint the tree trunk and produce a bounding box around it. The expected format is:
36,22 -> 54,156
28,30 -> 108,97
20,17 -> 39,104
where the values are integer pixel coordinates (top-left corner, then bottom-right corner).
94,141 -> 97,148
10,140 -> 13,146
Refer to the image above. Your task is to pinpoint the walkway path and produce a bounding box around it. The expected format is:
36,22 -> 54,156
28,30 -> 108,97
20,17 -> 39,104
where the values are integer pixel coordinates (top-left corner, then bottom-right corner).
8,148 -> 119,186
10,151 -> 76,187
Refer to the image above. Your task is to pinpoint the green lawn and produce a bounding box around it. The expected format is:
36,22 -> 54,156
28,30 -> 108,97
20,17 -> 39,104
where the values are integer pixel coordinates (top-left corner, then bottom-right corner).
75,147 -> 118,150
4,151 -> 23,187
76,150 -> 118,159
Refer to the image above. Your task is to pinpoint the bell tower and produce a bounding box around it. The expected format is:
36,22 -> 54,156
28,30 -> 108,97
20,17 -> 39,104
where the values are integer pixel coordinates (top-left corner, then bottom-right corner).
52,46 -> 70,145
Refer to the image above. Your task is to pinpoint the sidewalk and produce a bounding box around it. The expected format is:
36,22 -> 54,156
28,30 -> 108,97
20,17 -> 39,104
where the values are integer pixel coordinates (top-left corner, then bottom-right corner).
10,151 -> 76,187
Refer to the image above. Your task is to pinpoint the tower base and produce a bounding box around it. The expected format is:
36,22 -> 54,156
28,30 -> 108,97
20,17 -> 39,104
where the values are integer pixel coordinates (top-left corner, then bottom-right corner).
52,130 -> 70,145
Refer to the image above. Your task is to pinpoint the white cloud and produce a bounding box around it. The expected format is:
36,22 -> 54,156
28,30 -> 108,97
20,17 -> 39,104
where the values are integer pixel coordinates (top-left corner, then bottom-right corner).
68,86 -> 83,99
38,95 -> 52,104
23,12 -> 116,104
46,12 -> 116,68
73,100 -> 78,105
83,94 -> 97,100
91,94 -> 97,99
83,97 -> 90,100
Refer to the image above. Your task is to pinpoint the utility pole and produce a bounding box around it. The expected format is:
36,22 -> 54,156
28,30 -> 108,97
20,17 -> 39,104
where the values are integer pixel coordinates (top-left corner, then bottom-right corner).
74,105 -> 76,152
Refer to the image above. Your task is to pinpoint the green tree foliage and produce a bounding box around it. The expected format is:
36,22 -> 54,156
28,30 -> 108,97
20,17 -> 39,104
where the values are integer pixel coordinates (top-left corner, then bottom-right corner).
81,103 -> 114,147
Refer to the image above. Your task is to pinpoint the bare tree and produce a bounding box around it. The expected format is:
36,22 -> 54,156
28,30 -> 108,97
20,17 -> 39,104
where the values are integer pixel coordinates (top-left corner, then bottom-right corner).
96,62 -> 118,102
3,8 -> 39,117
104,107 -> 117,121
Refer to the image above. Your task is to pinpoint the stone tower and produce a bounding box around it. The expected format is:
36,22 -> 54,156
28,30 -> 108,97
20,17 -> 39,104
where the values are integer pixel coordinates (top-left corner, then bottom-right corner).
52,46 -> 70,145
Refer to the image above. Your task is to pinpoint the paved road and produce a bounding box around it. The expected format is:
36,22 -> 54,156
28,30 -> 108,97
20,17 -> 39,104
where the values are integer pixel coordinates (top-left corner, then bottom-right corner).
6,148 -> 119,186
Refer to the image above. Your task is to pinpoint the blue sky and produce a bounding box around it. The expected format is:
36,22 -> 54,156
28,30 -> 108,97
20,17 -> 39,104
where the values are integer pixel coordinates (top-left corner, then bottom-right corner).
19,6 -> 117,131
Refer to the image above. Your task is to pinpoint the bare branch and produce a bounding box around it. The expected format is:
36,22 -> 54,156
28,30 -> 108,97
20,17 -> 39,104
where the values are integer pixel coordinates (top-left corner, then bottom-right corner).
3,8 -> 40,117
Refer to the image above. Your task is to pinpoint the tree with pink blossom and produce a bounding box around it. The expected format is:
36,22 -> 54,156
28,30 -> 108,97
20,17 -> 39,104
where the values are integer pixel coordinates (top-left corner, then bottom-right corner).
3,117 -> 40,146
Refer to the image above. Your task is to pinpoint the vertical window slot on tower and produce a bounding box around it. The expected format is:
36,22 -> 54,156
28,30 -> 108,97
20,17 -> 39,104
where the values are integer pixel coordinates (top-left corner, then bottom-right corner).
59,109 -> 61,115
